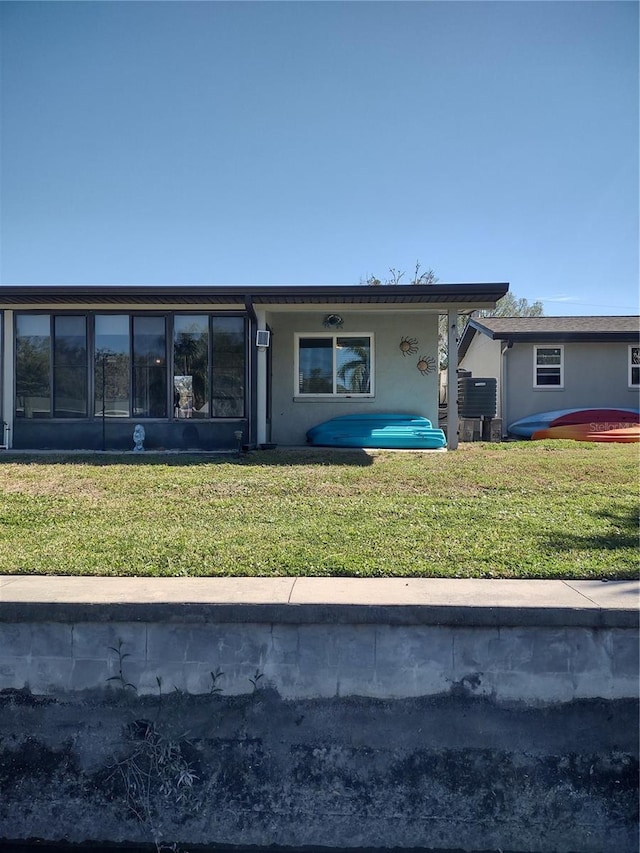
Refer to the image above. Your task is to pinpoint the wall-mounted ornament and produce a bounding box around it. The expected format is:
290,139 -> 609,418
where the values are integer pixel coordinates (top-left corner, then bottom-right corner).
323,314 -> 344,329
416,355 -> 436,376
399,336 -> 418,357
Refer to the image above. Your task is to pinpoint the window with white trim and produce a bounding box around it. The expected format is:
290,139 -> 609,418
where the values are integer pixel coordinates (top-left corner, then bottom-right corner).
534,345 -> 563,388
295,334 -> 373,396
629,345 -> 639,387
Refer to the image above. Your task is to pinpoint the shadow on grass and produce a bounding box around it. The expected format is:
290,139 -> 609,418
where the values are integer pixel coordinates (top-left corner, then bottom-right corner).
0,448 -> 374,468
545,507 -> 640,553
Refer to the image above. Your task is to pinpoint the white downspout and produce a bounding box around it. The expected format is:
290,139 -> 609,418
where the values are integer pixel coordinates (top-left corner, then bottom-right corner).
447,309 -> 459,450
2,310 -> 13,448
500,342 -> 510,437
255,307 -> 268,446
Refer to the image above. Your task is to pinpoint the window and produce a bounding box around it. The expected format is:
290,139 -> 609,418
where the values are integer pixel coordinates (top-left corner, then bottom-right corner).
17,312 -> 246,420
211,317 -> 245,417
296,334 -> 373,396
95,315 -> 168,418
16,314 -> 51,418
534,345 -> 563,388
54,316 -> 87,417
629,346 -> 639,388
16,314 -> 88,419
174,315 -> 209,419
95,315 -> 131,418
133,316 -> 167,418
173,315 -> 246,418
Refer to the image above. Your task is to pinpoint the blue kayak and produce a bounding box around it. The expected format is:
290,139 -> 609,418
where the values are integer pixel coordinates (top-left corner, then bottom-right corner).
306,413 -> 447,449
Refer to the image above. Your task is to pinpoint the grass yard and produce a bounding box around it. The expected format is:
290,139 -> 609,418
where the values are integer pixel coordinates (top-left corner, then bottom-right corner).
0,441 -> 637,579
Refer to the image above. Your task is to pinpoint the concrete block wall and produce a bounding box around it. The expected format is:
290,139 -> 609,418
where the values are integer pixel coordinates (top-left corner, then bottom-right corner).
1,578 -> 638,852
0,620 -> 638,703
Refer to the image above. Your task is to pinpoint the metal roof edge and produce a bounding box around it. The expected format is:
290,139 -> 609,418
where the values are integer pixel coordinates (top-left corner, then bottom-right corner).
0,282 -> 510,306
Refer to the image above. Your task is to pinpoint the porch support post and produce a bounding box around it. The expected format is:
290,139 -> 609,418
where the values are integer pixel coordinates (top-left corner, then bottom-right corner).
447,308 -> 459,450
255,308 -> 268,446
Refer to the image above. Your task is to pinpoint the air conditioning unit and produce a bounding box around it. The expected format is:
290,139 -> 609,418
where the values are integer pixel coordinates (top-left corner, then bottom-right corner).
458,377 -> 497,418
256,330 -> 271,348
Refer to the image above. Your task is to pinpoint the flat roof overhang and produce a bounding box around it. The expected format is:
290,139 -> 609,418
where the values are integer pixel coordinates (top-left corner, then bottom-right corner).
0,283 -> 509,309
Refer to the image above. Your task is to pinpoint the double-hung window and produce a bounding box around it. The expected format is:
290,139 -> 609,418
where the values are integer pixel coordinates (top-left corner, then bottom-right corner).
534,345 -> 563,388
629,346 -> 639,388
296,334 -> 373,396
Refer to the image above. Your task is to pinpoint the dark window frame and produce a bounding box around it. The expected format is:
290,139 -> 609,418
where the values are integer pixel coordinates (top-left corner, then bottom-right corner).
15,310 -> 248,421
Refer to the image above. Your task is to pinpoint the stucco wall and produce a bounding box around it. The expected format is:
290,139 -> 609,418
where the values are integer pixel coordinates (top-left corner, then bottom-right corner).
505,341 -> 637,427
267,311 -> 439,445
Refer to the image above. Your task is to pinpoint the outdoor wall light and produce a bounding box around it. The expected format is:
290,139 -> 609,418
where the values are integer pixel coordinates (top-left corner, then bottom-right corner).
323,314 -> 343,329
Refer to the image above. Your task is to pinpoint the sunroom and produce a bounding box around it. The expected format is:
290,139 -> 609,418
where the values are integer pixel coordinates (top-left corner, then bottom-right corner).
0,283 -> 508,451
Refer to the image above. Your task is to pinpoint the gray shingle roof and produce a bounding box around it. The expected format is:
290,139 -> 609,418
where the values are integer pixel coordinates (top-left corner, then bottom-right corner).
472,315 -> 639,336
458,315 -> 640,360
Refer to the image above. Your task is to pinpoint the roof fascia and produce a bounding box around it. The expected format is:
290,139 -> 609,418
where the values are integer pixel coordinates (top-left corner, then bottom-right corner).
487,331 -> 640,344
0,282 -> 510,308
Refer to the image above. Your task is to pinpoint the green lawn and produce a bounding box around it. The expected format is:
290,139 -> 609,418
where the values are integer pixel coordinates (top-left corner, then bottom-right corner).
0,442 -> 637,579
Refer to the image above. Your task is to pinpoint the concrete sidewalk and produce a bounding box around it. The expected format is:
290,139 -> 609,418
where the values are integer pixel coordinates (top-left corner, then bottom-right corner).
1,575 -> 638,628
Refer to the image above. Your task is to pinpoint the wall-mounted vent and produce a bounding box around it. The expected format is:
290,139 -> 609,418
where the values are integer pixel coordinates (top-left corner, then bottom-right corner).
256,330 -> 271,348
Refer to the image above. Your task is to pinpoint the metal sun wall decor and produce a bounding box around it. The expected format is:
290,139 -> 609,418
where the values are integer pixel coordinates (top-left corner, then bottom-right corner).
399,336 -> 418,356
416,355 -> 436,376
323,314 -> 344,329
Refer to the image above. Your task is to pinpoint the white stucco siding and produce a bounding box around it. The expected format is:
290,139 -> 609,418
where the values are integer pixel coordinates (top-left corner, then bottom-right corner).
268,311 -> 440,446
458,332 -> 503,417
505,341 -> 638,428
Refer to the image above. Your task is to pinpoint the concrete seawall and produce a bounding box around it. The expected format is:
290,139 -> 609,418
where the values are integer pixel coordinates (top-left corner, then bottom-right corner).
1,577 -> 638,852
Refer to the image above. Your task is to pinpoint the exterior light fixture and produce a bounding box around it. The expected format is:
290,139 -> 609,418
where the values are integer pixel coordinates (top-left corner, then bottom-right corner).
323,314 -> 343,329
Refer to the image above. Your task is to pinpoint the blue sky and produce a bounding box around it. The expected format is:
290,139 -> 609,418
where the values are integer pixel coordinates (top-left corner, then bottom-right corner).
1,1 -> 638,315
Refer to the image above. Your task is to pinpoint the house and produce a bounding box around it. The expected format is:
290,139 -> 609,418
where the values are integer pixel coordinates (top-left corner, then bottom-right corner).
0,283 -> 508,451
458,315 -> 640,435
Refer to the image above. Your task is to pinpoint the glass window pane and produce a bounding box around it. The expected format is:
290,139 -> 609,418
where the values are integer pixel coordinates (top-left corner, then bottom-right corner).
16,314 -> 51,418
536,348 -> 561,365
299,337 -> 332,394
536,368 -> 561,386
174,315 -> 209,419
54,316 -> 87,417
95,314 -> 130,417
336,336 -> 371,394
211,317 -> 245,417
133,316 -> 167,418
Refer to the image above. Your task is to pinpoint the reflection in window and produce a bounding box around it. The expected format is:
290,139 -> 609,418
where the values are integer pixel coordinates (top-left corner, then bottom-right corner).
336,336 -> 371,393
211,317 -> 245,417
174,316 -> 209,419
297,335 -> 372,395
299,338 -> 333,394
133,316 -> 166,418
534,346 -> 563,387
630,346 -> 639,387
54,316 -> 87,418
95,315 -> 130,417
16,314 -> 51,418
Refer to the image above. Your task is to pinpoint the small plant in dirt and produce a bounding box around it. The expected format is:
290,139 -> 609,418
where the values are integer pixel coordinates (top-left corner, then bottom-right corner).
107,716 -> 201,853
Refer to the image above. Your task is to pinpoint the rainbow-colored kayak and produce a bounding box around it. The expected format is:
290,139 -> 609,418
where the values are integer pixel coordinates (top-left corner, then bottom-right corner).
508,408 -> 640,443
